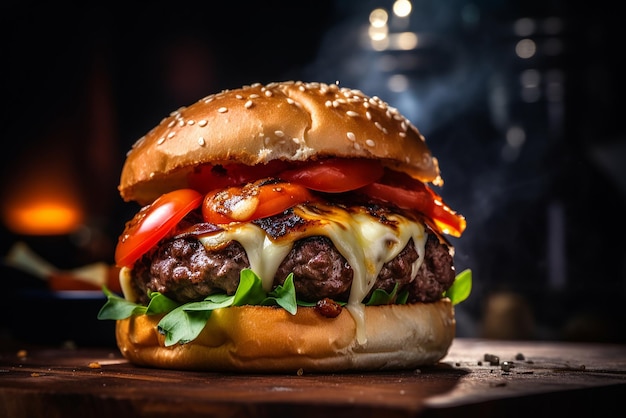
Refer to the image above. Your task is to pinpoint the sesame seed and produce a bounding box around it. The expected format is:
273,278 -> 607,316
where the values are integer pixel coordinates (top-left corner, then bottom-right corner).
218,107 -> 228,113
275,130 -> 285,137
178,119 -> 185,127
324,100 -> 332,107
347,132 -> 356,141
199,120 -> 208,127
332,101 -> 339,108
157,137 -> 165,145
245,100 -> 253,108
198,137 -> 205,146
399,132 -> 406,138
249,94 -> 260,99
265,90 -> 273,97
287,98 -> 295,105
374,121 -> 386,133
167,131 -> 176,139
264,137 -> 271,145
292,137 -> 300,144
187,120 -> 195,125
235,94 -> 243,99
346,110 -> 359,117
167,120 -> 176,128
365,139 -> 375,147
354,143 -> 361,150
365,111 -> 372,120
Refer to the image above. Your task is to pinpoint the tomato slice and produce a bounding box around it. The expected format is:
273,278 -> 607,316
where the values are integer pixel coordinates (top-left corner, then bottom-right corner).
115,189 -> 203,267
189,158 -> 384,194
359,170 -> 466,237
188,160 -> 289,194
280,158 -> 384,192
203,180 -> 313,224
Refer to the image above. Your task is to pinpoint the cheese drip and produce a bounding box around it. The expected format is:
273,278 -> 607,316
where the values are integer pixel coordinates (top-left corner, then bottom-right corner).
198,204 -> 428,344
120,204 -> 427,344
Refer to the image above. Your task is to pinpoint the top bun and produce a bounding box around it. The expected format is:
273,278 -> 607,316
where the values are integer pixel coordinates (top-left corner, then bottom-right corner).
120,81 -> 441,205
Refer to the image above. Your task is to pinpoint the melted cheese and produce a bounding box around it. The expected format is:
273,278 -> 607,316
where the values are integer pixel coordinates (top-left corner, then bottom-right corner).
198,203 -> 427,345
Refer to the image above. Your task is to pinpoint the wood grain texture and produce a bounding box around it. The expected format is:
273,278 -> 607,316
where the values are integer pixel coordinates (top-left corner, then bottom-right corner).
1,338 -> 625,417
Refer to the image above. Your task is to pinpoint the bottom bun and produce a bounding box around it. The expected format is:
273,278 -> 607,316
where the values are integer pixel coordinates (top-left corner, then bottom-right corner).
116,300 -> 455,373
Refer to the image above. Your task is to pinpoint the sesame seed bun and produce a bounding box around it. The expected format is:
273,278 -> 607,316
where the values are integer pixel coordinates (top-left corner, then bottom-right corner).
120,80 -> 441,205
115,299 -> 455,373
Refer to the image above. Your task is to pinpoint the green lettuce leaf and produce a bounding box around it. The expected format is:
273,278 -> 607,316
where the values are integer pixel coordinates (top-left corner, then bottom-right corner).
443,268 -> 472,305
98,267 -> 473,346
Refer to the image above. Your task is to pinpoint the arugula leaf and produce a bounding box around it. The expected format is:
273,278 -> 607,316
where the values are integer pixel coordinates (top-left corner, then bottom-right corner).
99,267 -> 473,347
97,287 -> 147,319
157,305 -> 212,346
145,291 -> 180,315
396,289 -> 409,304
366,283 -> 399,306
232,268 -> 267,306
262,273 -> 297,314
443,269 -> 472,305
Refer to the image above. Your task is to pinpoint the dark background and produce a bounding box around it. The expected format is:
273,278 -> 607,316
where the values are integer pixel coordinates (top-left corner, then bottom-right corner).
1,1 -> 625,344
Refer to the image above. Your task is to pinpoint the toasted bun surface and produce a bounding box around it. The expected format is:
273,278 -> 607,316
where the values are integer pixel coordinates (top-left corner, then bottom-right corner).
120,81 -> 441,205
116,300 -> 455,373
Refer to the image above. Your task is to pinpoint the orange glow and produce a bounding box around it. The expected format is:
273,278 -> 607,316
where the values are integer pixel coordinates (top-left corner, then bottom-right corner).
2,144 -> 85,236
5,200 -> 84,235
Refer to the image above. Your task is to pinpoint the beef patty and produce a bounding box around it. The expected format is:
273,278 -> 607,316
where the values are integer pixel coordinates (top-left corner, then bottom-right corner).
130,209 -> 455,305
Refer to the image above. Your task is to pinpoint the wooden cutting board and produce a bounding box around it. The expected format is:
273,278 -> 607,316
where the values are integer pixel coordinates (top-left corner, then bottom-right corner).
1,338 -> 625,417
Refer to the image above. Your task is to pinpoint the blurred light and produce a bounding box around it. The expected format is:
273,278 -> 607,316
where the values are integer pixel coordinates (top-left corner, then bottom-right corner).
2,145 -> 85,236
545,69 -> 564,102
371,36 -> 390,51
488,75 -> 509,129
388,74 -> 409,92
392,0 -> 412,18
368,23 -> 389,42
520,68 -> 540,88
394,31 -> 418,50
521,85 -> 541,102
501,125 -> 526,162
515,38 -> 536,59
514,18 -> 536,37
5,201 -> 84,235
520,68 -> 541,103
506,125 -> 526,148
369,8 -> 388,27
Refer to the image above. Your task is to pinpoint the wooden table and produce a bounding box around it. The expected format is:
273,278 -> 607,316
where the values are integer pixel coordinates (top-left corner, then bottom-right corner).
1,338 -> 625,417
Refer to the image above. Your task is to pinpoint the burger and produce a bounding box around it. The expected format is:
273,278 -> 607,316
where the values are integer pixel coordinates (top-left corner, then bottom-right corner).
98,80 -> 470,373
